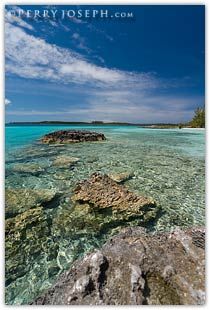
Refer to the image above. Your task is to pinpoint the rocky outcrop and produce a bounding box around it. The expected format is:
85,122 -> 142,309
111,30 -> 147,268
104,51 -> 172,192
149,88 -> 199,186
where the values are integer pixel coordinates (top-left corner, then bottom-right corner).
72,173 -> 157,223
52,173 -> 159,244
33,227 -> 205,305
41,130 -> 106,144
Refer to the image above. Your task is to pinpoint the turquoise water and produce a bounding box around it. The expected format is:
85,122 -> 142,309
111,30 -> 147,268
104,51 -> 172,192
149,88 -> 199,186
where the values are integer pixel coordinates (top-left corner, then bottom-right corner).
5,125 -> 205,304
6,125 -> 205,157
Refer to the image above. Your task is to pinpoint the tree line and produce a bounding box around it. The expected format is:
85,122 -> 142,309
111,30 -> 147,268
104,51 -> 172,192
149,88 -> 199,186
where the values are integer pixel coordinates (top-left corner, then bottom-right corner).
189,107 -> 205,128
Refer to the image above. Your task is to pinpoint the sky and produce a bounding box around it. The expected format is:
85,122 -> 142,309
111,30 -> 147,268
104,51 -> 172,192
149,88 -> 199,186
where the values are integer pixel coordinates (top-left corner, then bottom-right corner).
5,5 -> 205,123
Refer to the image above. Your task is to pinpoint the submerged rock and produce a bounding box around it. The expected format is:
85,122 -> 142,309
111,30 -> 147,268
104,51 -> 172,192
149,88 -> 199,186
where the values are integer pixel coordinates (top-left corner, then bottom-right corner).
5,174 -> 159,304
33,227 -> 205,305
11,163 -> 45,175
53,171 -> 73,180
52,155 -> 79,168
41,130 -> 106,144
5,188 -> 59,218
52,173 -> 159,247
5,206 -> 58,286
72,173 -> 157,222
8,147 -> 58,162
108,171 -> 134,183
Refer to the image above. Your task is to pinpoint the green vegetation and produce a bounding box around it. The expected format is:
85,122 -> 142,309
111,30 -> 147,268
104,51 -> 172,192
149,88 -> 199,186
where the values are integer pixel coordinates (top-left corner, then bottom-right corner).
189,107 -> 205,128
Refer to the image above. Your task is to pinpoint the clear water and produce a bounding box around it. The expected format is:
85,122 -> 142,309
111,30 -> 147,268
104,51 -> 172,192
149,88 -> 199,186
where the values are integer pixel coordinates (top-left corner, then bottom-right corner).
5,125 -> 205,304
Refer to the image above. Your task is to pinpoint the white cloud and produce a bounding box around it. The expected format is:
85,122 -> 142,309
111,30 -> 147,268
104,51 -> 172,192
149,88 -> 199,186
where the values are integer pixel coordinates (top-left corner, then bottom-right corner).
71,16 -> 86,24
6,93 -> 201,123
5,6 -> 34,31
59,61 -> 124,84
5,19 -> 160,89
81,90 -> 200,123
72,32 -> 80,40
71,32 -> 92,53
5,98 -> 11,105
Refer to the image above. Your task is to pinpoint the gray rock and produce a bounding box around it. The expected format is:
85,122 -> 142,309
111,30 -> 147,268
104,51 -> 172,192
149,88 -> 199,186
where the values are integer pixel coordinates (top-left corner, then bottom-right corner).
33,227 -> 205,305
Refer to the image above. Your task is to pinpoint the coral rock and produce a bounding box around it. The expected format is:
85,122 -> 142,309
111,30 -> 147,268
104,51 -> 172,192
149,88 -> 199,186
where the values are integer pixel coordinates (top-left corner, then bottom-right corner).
41,130 -> 106,144
108,171 -> 134,183
33,227 -> 205,305
5,188 -> 59,218
52,155 -> 79,168
72,173 -> 157,222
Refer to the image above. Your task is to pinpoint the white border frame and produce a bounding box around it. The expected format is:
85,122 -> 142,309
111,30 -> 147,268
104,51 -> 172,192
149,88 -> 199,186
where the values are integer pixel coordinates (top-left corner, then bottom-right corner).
0,1 -> 208,309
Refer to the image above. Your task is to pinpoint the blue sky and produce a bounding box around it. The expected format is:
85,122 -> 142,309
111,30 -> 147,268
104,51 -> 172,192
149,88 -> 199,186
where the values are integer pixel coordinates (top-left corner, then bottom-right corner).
5,5 -> 205,123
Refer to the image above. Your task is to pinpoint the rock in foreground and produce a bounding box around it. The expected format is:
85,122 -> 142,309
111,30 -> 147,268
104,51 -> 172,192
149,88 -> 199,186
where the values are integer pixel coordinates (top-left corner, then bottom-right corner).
41,130 -> 106,144
34,227 -> 205,305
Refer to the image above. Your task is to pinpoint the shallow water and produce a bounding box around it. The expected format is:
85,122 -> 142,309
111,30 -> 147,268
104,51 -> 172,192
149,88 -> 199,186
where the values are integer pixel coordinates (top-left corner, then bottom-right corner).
5,125 -> 205,304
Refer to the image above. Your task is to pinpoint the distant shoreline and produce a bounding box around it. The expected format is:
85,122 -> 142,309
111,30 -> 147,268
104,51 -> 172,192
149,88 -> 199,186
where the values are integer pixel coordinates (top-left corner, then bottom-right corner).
5,121 -> 205,129
5,121 -> 177,126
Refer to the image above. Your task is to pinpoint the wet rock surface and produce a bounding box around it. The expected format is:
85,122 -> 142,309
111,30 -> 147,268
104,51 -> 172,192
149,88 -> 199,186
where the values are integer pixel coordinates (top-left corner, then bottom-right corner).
11,163 -> 45,175
108,171 -> 134,183
5,188 -> 59,218
34,226 -> 205,305
5,173 -> 160,304
72,173 -> 158,223
52,155 -> 79,168
5,188 -> 62,288
5,206 -> 58,286
41,130 -> 106,144
52,173 -> 160,249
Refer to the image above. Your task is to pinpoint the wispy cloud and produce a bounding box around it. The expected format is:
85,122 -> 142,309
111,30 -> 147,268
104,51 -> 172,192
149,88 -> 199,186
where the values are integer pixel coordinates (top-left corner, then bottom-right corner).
71,32 -> 92,53
5,98 -> 11,105
5,7 -> 164,90
71,16 -> 87,24
5,92 -> 201,123
5,6 -> 34,31
87,23 -> 114,42
5,20 -> 159,90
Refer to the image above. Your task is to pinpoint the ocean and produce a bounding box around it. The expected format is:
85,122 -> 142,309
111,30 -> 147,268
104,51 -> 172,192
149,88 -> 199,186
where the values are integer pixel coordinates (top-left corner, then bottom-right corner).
5,125 -> 205,304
